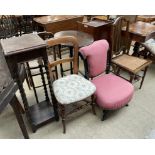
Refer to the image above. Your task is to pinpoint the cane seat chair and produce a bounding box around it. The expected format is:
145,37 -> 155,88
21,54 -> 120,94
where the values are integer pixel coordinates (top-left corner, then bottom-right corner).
47,36 -> 96,133
79,39 -> 134,120
111,16 -> 152,89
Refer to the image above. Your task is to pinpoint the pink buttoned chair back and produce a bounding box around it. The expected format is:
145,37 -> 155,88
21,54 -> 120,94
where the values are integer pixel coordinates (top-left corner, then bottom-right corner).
80,39 -> 109,78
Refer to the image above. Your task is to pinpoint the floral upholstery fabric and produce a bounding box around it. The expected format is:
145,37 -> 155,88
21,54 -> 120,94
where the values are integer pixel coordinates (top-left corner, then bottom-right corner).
144,39 -> 155,55
53,74 -> 96,104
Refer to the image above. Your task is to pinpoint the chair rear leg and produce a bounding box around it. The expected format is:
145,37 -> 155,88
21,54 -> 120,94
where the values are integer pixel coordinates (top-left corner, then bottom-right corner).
58,44 -> 64,77
130,74 -> 135,83
139,67 -> 148,89
53,46 -> 58,79
116,67 -> 121,76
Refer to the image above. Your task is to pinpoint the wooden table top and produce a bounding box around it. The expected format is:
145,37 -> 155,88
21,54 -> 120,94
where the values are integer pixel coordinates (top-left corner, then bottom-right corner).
92,16 -> 109,21
1,34 -> 46,56
128,21 -> 155,37
137,15 -> 155,23
54,30 -> 94,47
33,15 -> 83,25
84,19 -> 112,27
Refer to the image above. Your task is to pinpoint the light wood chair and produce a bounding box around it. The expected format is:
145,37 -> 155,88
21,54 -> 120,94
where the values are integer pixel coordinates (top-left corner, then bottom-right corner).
47,36 -> 96,133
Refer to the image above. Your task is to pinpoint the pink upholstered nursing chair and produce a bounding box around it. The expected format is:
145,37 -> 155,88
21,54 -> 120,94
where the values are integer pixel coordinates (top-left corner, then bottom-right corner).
79,40 -> 134,120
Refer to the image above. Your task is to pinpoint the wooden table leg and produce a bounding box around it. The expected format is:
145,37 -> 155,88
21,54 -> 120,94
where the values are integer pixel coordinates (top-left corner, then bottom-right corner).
16,100 -> 25,114
10,96 -> 29,139
14,64 -> 30,116
39,64 -> 50,102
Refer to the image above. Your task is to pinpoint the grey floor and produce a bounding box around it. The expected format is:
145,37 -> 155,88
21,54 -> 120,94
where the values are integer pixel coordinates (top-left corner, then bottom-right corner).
1,57 -> 155,139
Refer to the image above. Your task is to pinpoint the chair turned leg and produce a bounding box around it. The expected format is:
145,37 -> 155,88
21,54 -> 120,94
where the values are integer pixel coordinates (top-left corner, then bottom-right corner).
59,104 -> 66,134
102,110 -> 108,121
91,95 -> 96,115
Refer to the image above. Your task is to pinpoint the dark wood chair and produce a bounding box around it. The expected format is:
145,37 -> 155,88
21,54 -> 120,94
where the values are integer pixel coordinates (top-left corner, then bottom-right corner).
0,48 -> 29,139
47,36 -> 96,134
111,16 -> 152,89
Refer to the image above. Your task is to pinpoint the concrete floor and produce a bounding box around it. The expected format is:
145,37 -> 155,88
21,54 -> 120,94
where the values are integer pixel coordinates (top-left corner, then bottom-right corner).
1,57 -> 155,139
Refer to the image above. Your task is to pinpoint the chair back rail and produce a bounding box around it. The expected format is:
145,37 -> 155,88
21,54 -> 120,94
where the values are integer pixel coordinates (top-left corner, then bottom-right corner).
111,16 -> 130,56
116,15 -> 137,23
47,36 -> 79,78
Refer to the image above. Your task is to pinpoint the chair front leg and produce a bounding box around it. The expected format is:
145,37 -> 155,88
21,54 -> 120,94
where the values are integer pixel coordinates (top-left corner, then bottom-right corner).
59,104 -> 66,134
91,95 -> 96,115
102,110 -> 108,121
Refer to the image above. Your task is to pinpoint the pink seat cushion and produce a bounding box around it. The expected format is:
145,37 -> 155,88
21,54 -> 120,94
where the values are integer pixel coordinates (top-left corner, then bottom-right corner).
92,74 -> 134,110
80,40 -> 109,78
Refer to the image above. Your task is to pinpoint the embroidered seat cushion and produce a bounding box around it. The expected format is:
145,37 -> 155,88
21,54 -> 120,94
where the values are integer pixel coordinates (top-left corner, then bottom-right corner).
53,74 -> 96,104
